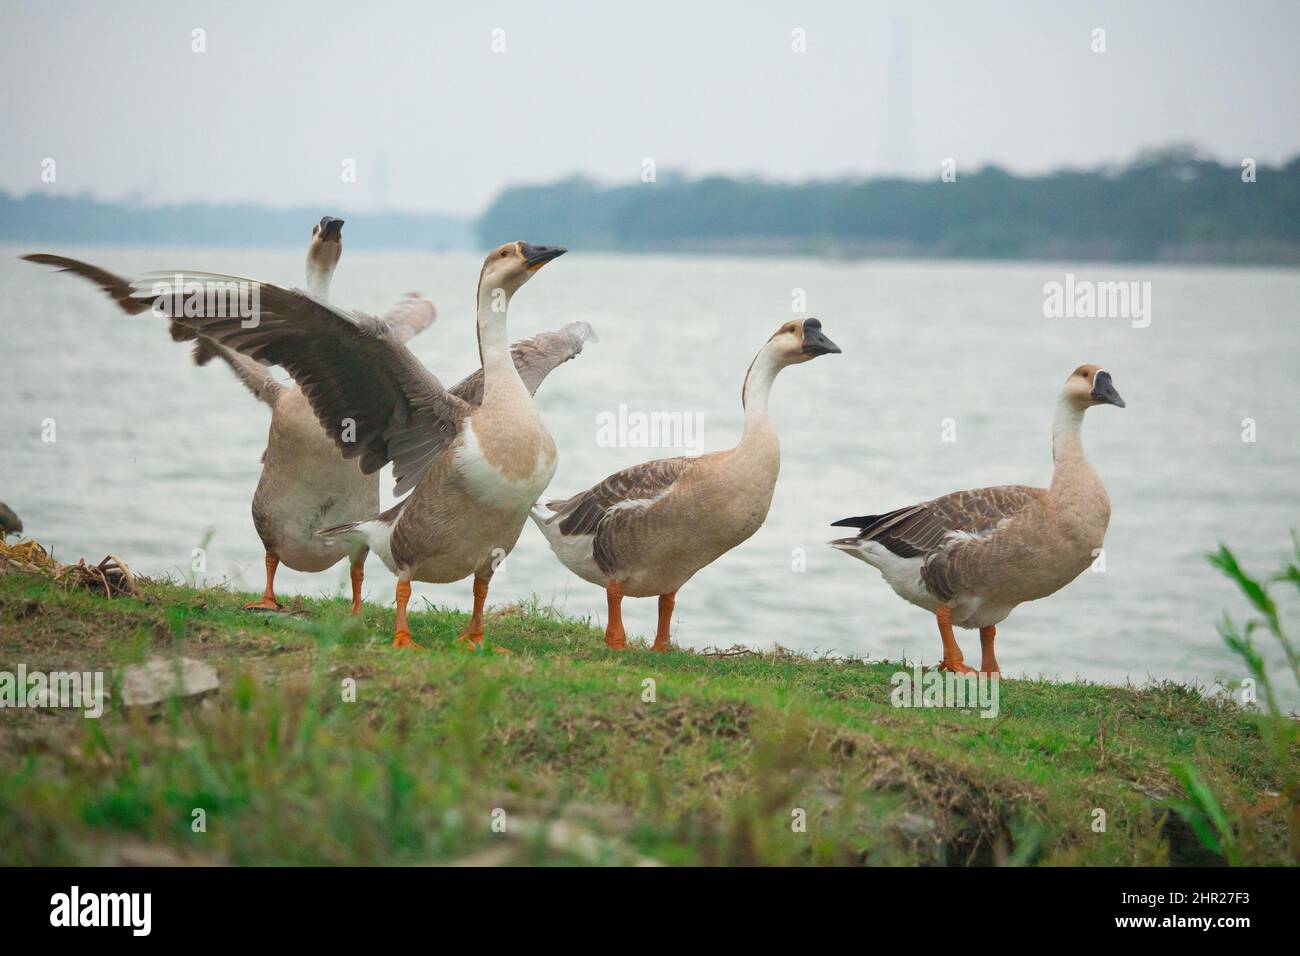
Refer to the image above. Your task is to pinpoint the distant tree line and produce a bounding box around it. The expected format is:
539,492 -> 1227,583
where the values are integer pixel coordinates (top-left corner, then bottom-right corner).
478,148 -> 1300,264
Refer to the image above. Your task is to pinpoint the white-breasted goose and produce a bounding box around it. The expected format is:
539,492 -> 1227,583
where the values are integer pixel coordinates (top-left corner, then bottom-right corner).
830,364 -> 1125,674
24,217 -> 435,613
137,241 -> 587,650
532,318 -> 840,651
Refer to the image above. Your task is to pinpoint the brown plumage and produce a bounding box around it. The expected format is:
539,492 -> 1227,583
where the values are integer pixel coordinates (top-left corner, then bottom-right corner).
830,364 -> 1126,675
146,242 -> 578,650
23,228 -> 437,613
533,317 -> 841,651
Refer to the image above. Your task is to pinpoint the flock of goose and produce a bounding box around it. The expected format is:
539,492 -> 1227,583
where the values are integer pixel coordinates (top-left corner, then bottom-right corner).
23,219 -> 1125,673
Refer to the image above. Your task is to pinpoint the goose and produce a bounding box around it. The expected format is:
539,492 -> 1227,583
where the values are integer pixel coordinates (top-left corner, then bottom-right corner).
24,216 -> 435,613
0,502 -> 21,540
829,364 -> 1125,674
531,318 -> 841,651
134,241 -> 584,649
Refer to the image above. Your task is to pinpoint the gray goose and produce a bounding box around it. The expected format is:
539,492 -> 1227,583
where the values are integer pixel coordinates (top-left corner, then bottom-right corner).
830,364 -> 1125,674
136,242 -> 587,649
25,217 -> 434,612
532,318 -> 840,651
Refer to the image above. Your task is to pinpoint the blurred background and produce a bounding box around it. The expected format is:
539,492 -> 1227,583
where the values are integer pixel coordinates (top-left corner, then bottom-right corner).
1,0 -> 1297,701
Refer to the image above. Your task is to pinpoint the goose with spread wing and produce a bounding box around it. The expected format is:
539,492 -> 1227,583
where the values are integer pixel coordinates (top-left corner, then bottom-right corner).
830,365 -> 1125,675
24,217 -> 436,613
531,318 -> 841,651
132,241 -> 582,649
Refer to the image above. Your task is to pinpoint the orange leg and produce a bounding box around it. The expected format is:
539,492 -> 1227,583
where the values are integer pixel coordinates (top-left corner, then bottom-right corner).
455,577 -> 490,650
243,552 -> 284,611
392,579 -> 416,648
936,604 -> 976,674
349,555 -> 366,616
979,625 -> 1001,675
604,581 -> 629,650
651,591 -> 676,652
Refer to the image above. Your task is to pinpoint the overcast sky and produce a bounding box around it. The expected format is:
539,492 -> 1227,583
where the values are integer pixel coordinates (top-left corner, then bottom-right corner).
2,0 -> 1296,216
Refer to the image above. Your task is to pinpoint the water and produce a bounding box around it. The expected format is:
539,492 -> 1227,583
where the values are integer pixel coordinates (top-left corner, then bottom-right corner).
3,245 -> 1298,704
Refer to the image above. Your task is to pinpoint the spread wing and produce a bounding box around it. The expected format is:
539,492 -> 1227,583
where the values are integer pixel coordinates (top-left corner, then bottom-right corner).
832,485 -> 1046,600
23,253 -> 153,315
22,253 -> 199,343
132,271 -> 470,496
450,321 -> 596,405
377,293 -> 437,343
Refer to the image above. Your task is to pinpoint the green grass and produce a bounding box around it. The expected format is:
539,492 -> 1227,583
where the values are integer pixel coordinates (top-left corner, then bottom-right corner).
0,571 -> 1293,866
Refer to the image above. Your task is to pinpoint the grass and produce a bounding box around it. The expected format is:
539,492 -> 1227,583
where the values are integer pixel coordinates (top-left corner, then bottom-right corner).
0,566 -> 1294,866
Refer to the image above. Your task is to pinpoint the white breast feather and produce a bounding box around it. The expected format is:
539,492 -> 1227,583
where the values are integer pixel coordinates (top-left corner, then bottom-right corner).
455,422 -> 556,510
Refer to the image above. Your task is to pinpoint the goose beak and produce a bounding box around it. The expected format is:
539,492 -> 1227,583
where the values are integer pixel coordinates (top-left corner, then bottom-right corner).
801,320 -> 842,357
319,217 -> 344,242
1091,371 -> 1125,407
521,243 -> 567,271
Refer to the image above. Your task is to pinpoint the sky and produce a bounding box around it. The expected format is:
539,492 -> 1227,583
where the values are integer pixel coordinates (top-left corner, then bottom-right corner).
1,0 -> 1296,217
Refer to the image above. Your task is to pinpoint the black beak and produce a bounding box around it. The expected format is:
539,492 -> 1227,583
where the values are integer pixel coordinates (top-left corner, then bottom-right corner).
319,217 -> 344,242
1091,370 -> 1125,407
801,318 -> 842,356
520,243 -> 567,270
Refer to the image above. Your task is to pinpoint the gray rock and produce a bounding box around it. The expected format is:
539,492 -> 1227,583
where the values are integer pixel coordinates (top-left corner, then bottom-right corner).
121,657 -> 220,708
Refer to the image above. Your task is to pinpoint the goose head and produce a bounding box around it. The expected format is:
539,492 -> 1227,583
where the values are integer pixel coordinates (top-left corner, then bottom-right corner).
1064,364 -> 1126,409
742,318 -> 840,407
306,216 -> 344,297
767,317 -> 842,366
478,241 -> 567,301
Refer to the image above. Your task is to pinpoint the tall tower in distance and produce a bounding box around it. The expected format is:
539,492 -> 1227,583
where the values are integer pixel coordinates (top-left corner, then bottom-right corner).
883,18 -> 916,178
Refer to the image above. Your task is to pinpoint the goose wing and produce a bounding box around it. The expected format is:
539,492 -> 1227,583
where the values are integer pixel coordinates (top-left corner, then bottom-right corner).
22,253 -> 200,345
133,272 -> 469,496
23,253 -> 153,316
541,455 -> 703,575
377,293 -> 437,343
832,485 -> 1045,599
450,321 -> 596,405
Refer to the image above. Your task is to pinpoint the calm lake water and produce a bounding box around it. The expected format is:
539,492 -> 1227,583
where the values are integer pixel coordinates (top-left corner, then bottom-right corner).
3,245 -> 1297,705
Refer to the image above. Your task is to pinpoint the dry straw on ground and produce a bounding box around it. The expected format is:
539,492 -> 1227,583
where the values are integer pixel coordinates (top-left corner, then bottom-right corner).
0,538 -> 139,599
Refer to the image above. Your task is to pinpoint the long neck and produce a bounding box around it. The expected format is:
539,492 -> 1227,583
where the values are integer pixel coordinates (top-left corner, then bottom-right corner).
305,246 -> 336,299
740,347 -> 782,445
1050,395 -> 1092,487
476,279 -> 525,399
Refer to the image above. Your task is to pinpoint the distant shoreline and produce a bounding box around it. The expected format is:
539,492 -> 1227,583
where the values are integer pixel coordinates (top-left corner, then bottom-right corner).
6,148 -> 1300,266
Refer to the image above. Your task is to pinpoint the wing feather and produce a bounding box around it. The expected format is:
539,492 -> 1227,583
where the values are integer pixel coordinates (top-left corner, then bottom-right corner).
833,485 -> 1046,600
131,271 -> 468,495
451,321 -> 596,405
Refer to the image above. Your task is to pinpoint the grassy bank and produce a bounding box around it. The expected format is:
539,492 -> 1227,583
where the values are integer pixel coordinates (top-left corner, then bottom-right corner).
0,568 -> 1292,866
